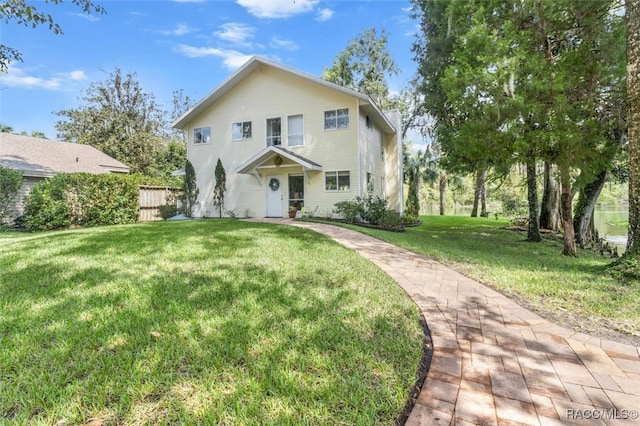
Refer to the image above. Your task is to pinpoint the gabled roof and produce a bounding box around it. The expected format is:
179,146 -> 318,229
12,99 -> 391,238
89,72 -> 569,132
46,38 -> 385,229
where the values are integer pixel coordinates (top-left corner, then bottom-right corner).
172,56 -> 397,134
0,133 -> 130,177
235,145 -> 322,174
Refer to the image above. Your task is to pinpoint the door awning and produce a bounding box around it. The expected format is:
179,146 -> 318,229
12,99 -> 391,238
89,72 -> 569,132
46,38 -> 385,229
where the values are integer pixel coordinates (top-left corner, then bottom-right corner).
235,146 -> 322,176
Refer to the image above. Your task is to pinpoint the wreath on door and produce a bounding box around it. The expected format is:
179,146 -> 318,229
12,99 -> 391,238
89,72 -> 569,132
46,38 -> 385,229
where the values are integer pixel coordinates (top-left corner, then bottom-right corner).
268,178 -> 280,191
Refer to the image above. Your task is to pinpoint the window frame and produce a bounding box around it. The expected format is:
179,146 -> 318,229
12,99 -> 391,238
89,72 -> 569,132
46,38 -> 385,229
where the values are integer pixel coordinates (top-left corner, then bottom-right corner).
366,172 -> 374,193
324,170 -> 351,191
287,114 -> 304,147
266,117 -> 282,146
324,108 -> 349,130
193,127 -> 211,145
232,121 -> 252,141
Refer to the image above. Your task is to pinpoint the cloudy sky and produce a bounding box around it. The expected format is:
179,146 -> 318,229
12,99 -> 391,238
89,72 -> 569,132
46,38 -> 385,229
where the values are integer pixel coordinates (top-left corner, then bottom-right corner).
1,0 -> 420,140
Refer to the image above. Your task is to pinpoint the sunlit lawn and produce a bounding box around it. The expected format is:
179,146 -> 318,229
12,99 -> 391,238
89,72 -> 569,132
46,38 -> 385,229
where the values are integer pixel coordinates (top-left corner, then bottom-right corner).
0,220 -> 423,425
331,215 -> 640,337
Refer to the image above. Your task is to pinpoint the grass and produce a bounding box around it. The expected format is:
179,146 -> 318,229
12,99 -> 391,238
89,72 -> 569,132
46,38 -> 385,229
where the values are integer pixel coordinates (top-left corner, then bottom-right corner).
322,215 -> 640,337
0,220 -> 423,425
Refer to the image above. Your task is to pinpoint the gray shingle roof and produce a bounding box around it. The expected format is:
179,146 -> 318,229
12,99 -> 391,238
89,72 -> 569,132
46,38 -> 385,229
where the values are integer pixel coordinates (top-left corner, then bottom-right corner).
0,133 -> 130,177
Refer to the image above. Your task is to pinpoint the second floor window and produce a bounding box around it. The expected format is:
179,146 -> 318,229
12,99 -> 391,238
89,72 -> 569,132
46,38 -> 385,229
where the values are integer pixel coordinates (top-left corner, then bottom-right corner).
194,127 -> 211,144
288,114 -> 303,146
232,121 -> 252,140
324,108 -> 349,130
266,117 -> 281,146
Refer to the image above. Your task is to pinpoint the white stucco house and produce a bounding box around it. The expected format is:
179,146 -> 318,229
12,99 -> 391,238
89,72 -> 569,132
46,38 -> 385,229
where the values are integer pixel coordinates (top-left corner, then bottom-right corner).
172,56 -> 403,218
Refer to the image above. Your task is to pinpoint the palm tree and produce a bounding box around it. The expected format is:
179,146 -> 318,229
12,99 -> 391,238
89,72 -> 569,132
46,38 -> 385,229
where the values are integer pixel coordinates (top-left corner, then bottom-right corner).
1,123 -> 14,133
404,143 -> 438,217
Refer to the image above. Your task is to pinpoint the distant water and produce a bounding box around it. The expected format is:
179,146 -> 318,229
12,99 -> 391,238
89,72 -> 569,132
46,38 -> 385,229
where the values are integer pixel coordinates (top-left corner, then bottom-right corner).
594,208 -> 628,252
423,205 -> 629,253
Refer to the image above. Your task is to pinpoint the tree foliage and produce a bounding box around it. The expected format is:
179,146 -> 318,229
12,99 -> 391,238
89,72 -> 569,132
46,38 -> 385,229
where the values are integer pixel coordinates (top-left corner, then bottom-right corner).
182,159 -> 198,217
0,166 -> 22,219
55,68 -> 166,176
322,27 -> 399,109
0,0 -> 105,71
213,158 -> 226,219
412,0 -> 626,256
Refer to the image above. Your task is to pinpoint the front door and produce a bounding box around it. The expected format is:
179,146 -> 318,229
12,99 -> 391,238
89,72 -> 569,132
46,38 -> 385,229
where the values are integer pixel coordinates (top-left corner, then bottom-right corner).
266,175 -> 283,217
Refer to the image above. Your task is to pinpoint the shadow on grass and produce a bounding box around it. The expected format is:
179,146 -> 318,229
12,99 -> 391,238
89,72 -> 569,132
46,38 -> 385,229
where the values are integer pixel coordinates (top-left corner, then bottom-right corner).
1,219 -> 422,424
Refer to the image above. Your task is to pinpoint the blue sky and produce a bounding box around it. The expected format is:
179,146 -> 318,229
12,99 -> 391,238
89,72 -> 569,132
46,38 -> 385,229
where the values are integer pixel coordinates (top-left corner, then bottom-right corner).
0,0 -> 420,141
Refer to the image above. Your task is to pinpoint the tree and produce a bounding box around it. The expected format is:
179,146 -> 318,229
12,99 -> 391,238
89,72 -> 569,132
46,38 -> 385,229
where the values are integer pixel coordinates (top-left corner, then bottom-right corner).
628,0 -> 640,257
412,0 -> 624,254
213,158 -> 226,219
0,166 -> 22,219
404,144 -> 438,217
182,160 -> 198,217
0,0 -> 105,71
322,27 -> 399,109
55,68 -> 165,176
1,123 -> 13,133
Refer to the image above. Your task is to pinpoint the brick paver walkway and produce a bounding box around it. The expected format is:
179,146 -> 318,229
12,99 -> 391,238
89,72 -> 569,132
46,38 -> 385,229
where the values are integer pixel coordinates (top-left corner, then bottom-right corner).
250,219 -> 640,426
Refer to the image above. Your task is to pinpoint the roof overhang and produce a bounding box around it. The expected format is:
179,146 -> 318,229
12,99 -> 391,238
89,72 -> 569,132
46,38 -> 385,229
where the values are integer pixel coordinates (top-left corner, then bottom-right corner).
235,146 -> 322,183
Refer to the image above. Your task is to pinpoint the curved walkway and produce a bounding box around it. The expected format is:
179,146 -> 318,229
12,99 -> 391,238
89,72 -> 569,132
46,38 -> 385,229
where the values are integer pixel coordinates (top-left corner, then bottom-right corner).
250,218 -> 640,426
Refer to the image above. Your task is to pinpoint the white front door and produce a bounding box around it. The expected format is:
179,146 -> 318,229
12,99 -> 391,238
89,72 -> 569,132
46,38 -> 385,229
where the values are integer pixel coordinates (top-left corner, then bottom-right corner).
266,175 -> 283,217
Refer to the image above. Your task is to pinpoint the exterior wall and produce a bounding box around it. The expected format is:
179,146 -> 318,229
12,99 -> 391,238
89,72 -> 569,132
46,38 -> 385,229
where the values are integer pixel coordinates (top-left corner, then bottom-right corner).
3,176 -> 42,222
187,66 -> 362,218
358,111 -> 386,201
383,110 -> 403,212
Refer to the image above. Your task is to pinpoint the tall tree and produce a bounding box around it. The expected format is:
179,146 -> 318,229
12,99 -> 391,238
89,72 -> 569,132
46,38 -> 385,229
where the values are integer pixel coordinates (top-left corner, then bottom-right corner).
0,0 -> 105,71
404,145 -> 438,217
55,68 -> 165,176
213,158 -> 226,219
182,159 -> 198,218
628,0 -> 640,257
322,27 -> 399,109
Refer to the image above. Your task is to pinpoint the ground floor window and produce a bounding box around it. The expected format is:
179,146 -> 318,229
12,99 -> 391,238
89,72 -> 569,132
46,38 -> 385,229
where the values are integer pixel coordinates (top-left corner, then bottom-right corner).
289,174 -> 304,210
325,171 -> 350,191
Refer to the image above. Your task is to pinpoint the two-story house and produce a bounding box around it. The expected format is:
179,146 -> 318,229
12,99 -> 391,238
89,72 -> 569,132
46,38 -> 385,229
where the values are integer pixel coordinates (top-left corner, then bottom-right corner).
172,56 -> 403,218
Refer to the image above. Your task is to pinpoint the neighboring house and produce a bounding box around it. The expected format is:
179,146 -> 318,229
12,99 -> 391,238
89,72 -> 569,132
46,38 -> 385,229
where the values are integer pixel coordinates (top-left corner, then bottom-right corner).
0,133 -> 130,221
173,56 -> 403,218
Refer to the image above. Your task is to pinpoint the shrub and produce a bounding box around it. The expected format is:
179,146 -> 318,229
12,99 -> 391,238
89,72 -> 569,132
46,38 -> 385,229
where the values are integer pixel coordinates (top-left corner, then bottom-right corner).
379,210 -> 403,230
159,204 -> 178,220
0,166 -> 23,219
358,195 -> 387,225
333,200 -> 360,223
24,173 -> 156,231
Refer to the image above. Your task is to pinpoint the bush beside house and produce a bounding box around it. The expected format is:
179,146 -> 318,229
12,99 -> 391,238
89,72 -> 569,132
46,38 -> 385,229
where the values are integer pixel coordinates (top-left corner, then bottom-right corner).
24,173 -> 165,231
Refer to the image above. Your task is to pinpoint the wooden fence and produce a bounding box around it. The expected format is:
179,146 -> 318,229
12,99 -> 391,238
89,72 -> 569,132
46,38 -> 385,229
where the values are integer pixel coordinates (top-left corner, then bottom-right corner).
138,185 -> 180,222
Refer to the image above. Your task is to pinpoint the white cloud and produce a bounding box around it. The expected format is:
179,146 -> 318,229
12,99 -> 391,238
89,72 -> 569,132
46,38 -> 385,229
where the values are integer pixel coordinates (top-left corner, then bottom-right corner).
69,70 -> 87,81
71,12 -> 101,22
236,0 -> 319,19
177,44 -> 253,70
215,22 -> 256,46
0,67 -> 62,90
316,8 -> 334,22
158,23 -> 196,36
270,36 -> 298,51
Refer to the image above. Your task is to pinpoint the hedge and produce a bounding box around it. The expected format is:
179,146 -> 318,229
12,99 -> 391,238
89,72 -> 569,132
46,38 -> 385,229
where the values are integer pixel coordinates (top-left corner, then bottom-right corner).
24,173 -> 164,232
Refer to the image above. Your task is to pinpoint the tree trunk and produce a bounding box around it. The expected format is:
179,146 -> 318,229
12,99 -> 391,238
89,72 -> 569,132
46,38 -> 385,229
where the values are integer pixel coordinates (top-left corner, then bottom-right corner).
627,0 -> 640,257
526,156 -> 542,242
540,162 -> 560,231
471,168 -> 487,218
439,172 -> 446,215
573,169 -> 607,248
559,164 -> 577,256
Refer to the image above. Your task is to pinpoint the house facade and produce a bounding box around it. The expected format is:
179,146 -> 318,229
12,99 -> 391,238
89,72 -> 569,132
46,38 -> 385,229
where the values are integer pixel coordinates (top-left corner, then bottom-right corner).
173,56 -> 403,218
0,133 -> 130,221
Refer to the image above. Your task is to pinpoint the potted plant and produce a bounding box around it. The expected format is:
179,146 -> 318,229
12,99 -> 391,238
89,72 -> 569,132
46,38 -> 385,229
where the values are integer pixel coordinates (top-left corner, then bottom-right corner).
288,205 -> 297,218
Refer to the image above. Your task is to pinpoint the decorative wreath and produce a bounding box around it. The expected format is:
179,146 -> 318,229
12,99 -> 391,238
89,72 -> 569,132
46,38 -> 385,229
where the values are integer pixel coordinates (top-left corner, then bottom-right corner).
269,178 -> 280,191
274,155 -> 283,167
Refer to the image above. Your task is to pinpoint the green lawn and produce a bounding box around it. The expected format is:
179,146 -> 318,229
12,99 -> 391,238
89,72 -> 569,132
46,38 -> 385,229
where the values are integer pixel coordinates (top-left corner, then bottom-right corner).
0,220 -> 423,425
330,215 -> 640,338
